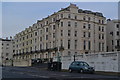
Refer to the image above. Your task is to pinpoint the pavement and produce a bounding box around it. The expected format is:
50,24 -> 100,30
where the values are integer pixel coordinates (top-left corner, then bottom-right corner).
1,66 -> 120,80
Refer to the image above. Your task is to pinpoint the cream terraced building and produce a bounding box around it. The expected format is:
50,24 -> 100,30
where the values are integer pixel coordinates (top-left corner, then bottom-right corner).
13,4 -> 107,64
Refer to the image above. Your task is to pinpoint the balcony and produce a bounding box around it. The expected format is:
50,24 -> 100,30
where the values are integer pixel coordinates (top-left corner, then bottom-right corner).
13,47 -> 65,57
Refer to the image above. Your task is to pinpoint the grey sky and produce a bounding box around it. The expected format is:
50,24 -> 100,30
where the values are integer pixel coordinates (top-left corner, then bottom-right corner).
2,2 -> 118,38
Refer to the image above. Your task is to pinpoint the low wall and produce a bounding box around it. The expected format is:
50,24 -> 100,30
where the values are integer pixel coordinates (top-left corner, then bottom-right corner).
56,52 -> 120,72
2,60 -> 13,66
13,59 -> 31,67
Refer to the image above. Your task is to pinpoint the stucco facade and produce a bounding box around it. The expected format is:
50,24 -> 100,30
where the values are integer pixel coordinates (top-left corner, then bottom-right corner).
13,4 -> 106,66
60,52 -> 120,72
0,37 -> 14,66
106,19 -> 120,52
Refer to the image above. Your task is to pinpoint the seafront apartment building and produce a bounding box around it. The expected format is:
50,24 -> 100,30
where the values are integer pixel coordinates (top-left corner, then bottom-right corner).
13,4 -> 106,62
107,19 -> 120,52
0,37 -> 14,66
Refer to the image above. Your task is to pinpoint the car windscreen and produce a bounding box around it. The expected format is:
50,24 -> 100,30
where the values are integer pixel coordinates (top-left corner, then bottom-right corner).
80,62 -> 89,66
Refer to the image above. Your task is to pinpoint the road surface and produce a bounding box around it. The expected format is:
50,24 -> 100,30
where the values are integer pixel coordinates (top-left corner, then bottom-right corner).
1,66 -> 120,80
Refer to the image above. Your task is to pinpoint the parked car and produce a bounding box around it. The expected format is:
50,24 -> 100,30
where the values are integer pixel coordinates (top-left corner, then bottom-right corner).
69,61 -> 94,73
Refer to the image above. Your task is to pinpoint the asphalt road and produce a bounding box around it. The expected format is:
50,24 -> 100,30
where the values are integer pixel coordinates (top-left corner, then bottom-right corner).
1,66 -> 120,80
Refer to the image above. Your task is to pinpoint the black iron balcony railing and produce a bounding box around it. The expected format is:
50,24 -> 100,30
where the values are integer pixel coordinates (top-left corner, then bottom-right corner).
13,46 -> 65,56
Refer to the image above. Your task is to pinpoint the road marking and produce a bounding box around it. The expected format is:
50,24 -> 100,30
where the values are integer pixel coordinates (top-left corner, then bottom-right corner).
18,72 -> 25,74
51,74 -> 57,76
61,75 -> 69,77
30,74 -> 50,78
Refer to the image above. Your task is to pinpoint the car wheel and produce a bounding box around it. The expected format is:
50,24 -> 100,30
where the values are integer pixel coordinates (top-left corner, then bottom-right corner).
79,69 -> 84,73
91,71 -> 94,74
69,69 -> 72,73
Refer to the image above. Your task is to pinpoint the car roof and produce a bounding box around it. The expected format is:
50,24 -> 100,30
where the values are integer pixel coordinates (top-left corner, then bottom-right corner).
72,61 -> 86,63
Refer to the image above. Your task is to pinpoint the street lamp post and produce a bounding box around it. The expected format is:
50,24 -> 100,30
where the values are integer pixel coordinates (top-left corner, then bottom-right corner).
56,20 -> 61,62
73,54 -> 75,61
11,59 -> 13,66
52,19 -> 62,71
57,47 -> 61,62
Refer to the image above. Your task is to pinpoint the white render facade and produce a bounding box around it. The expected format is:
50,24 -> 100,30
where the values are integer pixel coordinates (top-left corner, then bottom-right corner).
0,38 -> 14,66
106,19 -> 120,52
13,4 -> 107,64
60,52 -> 120,72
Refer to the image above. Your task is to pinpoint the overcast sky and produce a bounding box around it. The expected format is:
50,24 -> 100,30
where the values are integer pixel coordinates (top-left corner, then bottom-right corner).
2,2 -> 118,38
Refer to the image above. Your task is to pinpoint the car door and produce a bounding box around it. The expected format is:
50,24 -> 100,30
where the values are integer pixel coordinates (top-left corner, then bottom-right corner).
71,62 -> 76,71
75,62 -> 81,71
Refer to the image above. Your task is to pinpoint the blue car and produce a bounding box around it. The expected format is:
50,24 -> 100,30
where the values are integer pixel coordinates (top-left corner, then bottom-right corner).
69,61 -> 95,73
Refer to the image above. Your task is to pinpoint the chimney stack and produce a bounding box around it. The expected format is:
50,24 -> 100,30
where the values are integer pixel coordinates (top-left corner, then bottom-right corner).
10,36 -> 12,40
